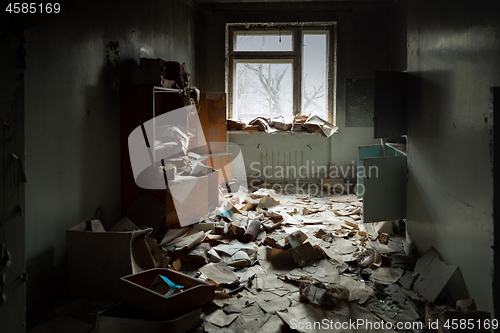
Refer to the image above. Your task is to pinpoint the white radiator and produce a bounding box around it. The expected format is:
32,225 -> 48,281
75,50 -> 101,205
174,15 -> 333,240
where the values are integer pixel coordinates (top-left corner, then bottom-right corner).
257,150 -> 326,181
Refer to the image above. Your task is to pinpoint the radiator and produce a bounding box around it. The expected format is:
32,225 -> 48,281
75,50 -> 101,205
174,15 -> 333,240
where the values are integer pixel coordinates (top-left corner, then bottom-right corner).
258,150 -> 325,181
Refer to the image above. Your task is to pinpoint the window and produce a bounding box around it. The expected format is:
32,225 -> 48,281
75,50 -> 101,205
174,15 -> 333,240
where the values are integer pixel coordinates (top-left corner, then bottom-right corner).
226,23 -> 336,124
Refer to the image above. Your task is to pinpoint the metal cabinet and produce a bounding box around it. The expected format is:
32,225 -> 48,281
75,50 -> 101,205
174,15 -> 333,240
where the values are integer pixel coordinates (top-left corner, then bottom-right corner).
359,70 -> 409,223
358,143 -> 407,223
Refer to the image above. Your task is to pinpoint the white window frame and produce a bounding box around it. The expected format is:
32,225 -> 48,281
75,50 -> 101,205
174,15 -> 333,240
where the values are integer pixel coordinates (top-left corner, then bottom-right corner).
226,22 -> 337,124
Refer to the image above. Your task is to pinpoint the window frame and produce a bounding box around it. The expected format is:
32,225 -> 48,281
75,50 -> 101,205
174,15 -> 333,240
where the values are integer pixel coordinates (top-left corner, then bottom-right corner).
226,22 -> 337,124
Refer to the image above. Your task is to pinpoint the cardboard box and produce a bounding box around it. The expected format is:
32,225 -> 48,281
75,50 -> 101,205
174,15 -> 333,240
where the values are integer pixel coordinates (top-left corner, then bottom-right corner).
166,169 -> 219,227
119,268 -> 215,320
66,220 -> 156,298
95,303 -> 201,333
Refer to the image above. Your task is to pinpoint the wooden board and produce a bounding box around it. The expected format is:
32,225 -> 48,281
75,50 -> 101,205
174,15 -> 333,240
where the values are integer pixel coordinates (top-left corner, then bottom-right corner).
196,93 -> 227,155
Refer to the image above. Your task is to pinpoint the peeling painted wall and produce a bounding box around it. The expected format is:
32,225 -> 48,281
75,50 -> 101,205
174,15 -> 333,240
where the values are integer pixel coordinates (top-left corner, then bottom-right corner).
197,3 -> 394,178
24,0 -> 197,310
406,0 -> 498,313
0,21 -> 26,332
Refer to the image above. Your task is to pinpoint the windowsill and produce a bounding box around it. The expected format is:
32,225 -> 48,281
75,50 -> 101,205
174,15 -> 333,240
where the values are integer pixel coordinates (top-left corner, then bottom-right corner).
227,130 -> 338,137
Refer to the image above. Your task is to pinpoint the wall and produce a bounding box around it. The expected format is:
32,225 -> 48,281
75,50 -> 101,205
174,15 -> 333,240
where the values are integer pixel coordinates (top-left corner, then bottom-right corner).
0,16 -> 26,332
390,0 -> 407,72
406,0 -> 498,313
197,2 -> 393,181
24,0 -> 197,311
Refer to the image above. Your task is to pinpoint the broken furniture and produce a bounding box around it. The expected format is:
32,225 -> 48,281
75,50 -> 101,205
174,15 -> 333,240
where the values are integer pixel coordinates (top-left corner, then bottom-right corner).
119,268 -> 215,320
120,84 -> 189,223
121,61 -> 232,227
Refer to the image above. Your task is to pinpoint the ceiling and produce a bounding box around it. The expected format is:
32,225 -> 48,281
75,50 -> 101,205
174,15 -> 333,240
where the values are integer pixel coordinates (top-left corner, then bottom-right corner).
194,0 -> 389,3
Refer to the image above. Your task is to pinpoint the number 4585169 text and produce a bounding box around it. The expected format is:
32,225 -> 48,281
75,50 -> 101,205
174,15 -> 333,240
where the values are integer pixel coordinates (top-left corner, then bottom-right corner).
6,3 -> 60,14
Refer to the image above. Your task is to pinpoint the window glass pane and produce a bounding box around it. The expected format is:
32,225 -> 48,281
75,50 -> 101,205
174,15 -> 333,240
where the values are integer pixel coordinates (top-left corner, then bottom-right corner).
233,62 -> 293,123
302,33 -> 328,119
234,31 -> 293,52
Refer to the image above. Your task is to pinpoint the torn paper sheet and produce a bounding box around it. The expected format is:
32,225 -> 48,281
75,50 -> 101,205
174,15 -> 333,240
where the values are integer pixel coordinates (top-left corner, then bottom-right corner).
302,218 -> 323,225
222,296 -> 256,313
371,266 -> 404,284
299,279 -> 349,307
286,230 -> 308,248
203,309 -> 238,327
212,242 -> 258,268
265,233 -> 287,249
290,242 -> 321,266
283,260 -> 340,285
199,262 -> 239,285
277,303 -> 328,333
238,304 -> 271,331
258,315 -> 282,333
279,211 -> 301,225
333,206 -> 362,216
303,115 -> 338,137
256,296 -> 291,314
227,118 -> 245,130
249,117 -> 278,133
253,273 -> 285,292
330,237 -> 358,254
257,196 -> 283,211
234,267 -> 256,284
160,227 -> 205,251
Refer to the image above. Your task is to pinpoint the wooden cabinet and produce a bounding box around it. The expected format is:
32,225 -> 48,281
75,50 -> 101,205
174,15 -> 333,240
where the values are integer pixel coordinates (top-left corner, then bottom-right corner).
196,93 -> 232,184
120,86 -> 231,226
120,85 -> 185,215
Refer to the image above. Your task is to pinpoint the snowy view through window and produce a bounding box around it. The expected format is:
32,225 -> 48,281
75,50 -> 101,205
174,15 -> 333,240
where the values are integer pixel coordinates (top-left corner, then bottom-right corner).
232,30 -> 328,123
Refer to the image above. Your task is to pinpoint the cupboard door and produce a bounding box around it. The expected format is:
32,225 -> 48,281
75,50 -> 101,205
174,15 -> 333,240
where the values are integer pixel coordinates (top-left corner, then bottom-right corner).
357,145 -> 384,198
374,70 -> 407,138
362,155 -> 407,222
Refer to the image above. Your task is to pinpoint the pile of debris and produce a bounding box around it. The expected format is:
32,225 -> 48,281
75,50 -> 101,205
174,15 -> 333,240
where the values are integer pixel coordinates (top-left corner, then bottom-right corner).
228,114 -> 338,137
60,180 -> 491,333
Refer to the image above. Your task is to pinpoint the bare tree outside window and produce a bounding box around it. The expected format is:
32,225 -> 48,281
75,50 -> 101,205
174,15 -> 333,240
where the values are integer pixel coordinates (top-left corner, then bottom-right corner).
235,62 -> 292,122
229,25 -> 334,123
302,33 -> 328,118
